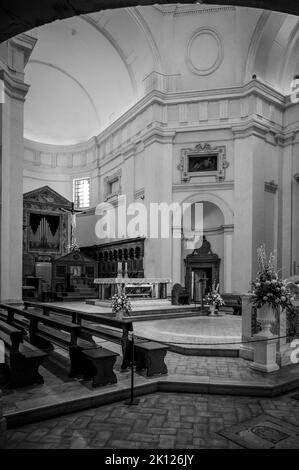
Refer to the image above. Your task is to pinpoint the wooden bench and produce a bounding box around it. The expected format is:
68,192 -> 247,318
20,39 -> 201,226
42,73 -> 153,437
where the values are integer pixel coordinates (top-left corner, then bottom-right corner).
220,293 -> 242,315
0,319 -> 47,388
134,339 -> 168,376
23,301 -> 168,376
0,304 -> 119,387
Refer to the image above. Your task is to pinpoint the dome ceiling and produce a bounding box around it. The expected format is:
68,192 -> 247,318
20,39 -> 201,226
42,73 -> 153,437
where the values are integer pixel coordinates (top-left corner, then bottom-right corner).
23,5 -> 299,146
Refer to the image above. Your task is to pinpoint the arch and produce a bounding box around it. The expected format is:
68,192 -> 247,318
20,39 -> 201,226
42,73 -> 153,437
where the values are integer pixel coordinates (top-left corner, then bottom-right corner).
1,2 -> 299,44
180,193 -> 234,226
280,22 -> 299,93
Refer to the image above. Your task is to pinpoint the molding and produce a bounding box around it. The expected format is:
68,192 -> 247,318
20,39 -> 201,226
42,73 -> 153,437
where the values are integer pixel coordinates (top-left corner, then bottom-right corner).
134,187 -> 145,200
9,33 -> 37,67
153,5 -> 236,16
186,27 -> 224,77
275,132 -> 296,146
245,11 -> 272,82
173,181 -> 234,192
103,169 -> 122,202
0,68 -> 30,101
80,15 -> 137,98
232,118 -> 277,141
127,7 -> 162,74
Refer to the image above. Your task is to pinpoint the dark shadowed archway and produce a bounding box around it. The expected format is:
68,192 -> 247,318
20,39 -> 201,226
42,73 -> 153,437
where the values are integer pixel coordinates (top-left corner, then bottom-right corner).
0,0 -> 299,43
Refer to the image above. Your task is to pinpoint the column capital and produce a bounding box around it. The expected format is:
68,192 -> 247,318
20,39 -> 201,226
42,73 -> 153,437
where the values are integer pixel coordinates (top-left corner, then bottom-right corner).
0,68 -> 30,101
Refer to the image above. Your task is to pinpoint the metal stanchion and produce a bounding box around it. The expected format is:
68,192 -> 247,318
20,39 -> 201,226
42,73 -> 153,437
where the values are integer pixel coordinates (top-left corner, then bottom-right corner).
125,333 -> 139,406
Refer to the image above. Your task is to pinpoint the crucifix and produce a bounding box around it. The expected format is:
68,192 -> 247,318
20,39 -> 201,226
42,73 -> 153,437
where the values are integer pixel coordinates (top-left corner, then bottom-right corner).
59,202 -> 86,252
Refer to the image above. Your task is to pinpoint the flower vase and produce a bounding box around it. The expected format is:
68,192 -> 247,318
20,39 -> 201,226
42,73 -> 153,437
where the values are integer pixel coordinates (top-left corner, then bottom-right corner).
209,304 -> 217,316
256,303 -> 276,338
115,309 -> 125,321
250,302 -> 279,373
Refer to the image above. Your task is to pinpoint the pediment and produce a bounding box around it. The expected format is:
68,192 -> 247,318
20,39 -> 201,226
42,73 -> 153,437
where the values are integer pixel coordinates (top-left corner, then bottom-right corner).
53,251 -> 96,264
23,186 -> 72,208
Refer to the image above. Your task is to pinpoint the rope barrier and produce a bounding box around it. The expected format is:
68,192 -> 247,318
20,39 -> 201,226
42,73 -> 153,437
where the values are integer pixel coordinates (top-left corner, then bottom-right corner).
133,333 -> 298,347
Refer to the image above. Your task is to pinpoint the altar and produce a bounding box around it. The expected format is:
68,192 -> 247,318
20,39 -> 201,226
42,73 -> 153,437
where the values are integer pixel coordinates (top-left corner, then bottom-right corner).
94,277 -> 171,300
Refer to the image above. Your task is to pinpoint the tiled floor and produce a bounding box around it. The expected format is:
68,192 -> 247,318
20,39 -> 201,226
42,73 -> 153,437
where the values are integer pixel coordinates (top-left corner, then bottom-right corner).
6,391 -> 299,449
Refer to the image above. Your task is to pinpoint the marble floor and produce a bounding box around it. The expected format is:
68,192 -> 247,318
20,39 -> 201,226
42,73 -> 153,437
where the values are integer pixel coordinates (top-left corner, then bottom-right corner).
133,315 -> 241,345
6,390 -> 299,449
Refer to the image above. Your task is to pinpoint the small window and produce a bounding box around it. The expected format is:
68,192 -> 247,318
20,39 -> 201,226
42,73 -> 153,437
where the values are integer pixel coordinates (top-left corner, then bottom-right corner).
73,178 -> 90,209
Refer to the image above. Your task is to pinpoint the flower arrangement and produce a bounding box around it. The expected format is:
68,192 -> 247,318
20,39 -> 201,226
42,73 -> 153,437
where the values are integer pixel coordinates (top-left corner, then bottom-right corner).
250,245 -> 295,311
205,281 -> 225,308
111,291 -> 132,315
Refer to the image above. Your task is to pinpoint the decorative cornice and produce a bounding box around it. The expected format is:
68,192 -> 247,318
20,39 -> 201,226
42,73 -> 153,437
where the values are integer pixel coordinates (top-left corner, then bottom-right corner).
275,131 -> 296,146
232,118 -> 277,141
142,128 -> 176,148
173,182 -> 234,192
153,5 -> 235,16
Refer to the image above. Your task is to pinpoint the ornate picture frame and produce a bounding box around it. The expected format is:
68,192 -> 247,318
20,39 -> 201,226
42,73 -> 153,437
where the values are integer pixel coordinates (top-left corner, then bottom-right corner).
178,143 -> 229,182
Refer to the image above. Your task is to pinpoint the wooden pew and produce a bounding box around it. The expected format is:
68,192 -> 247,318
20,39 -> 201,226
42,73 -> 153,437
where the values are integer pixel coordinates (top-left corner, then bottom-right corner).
0,304 -> 119,387
23,301 -> 168,376
24,301 -> 133,370
0,319 -> 47,388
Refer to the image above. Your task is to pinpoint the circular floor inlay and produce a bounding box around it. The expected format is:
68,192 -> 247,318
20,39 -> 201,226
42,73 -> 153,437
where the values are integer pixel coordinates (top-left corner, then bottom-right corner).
134,315 -> 241,345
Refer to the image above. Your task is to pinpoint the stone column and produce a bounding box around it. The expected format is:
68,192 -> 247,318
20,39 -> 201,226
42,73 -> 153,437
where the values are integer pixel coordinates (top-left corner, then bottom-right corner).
0,34 -> 36,303
223,225 -> 233,293
172,225 -> 182,286
239,293 -> 255,361
0,390 -> 7,449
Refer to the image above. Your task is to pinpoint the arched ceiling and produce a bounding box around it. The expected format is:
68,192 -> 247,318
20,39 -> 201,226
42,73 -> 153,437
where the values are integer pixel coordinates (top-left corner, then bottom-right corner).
22,4 -> 299,145
24,10 -> 157,144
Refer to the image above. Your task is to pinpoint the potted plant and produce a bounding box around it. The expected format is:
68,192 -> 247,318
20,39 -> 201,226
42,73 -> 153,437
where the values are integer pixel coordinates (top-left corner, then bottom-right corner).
250,245 -> 295,336
111,290 -> 132,320
205,281 -> 225,315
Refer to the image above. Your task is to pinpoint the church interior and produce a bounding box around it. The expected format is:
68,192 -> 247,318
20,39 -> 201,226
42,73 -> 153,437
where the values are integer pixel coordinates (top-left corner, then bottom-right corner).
0,0 -> 299,451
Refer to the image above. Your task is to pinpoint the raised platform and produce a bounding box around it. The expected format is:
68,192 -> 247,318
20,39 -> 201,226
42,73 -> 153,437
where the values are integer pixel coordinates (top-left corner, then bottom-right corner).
86,298 -> 200,318
3,343 -> 299,429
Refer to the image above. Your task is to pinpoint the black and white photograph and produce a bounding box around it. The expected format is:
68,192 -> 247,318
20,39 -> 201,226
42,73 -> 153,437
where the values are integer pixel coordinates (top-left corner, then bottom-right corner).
0,0 -> 299,459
